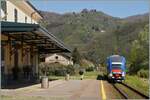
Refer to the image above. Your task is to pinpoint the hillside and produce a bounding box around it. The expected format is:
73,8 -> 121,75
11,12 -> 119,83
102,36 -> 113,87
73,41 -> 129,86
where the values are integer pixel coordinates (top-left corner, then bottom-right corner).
123,13 -> 149,23
39,9 -> 149,65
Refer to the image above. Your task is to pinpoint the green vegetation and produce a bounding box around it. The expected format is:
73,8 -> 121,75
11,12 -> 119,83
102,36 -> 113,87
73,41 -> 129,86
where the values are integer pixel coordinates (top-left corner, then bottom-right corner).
48,71 -> 100,80
128,25 -> 149,77
72,47 -> 81,64
124,75 -> 149,96
137,69 -> 149,78
39,63 -> 76,76
39,61 -> 97,79
40,10 -> 148,77
84,71 -> 99,79
116,83 -> 143,99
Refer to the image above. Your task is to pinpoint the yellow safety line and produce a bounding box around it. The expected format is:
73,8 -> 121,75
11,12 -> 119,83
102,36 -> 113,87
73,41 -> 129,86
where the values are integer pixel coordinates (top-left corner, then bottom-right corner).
100,80 -> 106,100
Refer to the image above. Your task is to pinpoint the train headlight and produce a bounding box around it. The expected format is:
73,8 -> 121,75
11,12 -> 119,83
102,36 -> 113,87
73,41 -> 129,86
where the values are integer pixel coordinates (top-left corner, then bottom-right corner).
122,72 -> 125,77
109,73 -> 113,77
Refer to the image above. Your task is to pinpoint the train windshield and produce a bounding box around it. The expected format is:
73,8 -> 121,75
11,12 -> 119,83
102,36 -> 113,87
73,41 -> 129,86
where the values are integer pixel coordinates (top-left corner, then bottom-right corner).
112,64 -> 122,69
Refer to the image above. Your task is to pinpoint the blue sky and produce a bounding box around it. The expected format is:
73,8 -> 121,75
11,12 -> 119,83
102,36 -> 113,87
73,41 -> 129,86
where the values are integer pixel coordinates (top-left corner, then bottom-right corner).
31,0 -> 149,18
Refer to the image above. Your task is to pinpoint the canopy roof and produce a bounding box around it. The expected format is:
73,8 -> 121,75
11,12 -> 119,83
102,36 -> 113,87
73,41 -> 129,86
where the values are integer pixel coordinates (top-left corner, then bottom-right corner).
1,21 -> 71,54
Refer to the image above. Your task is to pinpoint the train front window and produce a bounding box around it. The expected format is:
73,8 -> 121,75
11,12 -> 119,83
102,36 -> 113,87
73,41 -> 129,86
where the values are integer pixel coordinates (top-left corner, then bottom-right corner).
112,64 -> 122,69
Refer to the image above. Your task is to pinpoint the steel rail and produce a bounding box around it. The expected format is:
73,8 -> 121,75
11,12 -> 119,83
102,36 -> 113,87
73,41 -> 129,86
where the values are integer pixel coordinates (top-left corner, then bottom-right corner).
112,83 -> 128,99
121,83 -> 149,99
112,82 -> 149,99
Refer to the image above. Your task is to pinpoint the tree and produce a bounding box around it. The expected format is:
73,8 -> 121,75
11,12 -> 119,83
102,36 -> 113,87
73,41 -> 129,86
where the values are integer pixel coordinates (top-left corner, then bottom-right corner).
129,24 -> 149,74
39,19 -> 49,27
72,48 -> 81,65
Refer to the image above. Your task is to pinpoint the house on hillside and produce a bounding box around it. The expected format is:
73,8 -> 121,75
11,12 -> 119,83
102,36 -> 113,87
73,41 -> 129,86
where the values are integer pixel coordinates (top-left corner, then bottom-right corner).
45,54 -> 73,66
1,0 -> 70,88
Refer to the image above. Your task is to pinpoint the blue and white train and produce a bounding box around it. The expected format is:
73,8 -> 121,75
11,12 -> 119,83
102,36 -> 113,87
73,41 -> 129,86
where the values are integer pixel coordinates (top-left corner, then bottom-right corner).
106,55 -> 126,82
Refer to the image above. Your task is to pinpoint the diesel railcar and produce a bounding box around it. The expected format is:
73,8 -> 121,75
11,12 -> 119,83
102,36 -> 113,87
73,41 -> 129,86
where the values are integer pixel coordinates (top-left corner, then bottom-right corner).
107,55 -> 126,82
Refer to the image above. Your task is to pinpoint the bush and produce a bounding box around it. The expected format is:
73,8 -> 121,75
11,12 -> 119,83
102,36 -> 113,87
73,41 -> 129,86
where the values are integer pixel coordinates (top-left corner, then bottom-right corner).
79,69 -> 85,75
39,63 -> 76,76
66,65 -> 76,75
86,67 -> 94,72
55,69 -> 66,76
137,69 -> 149,78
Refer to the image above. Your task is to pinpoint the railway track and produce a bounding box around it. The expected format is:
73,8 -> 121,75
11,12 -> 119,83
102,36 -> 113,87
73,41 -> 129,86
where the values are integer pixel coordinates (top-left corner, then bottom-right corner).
112,82 -> 149,99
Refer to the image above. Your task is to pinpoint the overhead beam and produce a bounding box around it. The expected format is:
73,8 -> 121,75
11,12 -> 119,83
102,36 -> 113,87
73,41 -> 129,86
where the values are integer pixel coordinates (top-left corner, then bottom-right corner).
1,21 -> 39,32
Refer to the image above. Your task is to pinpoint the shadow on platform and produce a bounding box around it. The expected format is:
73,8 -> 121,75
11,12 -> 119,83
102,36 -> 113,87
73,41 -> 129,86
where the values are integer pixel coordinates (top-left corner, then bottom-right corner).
2,79 -> 40,89
97,74 -> 107,80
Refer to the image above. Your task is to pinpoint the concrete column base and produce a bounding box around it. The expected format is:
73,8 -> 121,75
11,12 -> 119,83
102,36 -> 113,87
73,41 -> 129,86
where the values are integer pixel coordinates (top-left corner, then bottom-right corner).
41,76 -> 49,88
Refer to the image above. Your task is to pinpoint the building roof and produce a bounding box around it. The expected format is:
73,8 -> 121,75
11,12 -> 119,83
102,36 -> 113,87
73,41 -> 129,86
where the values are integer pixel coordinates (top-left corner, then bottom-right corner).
26,1 -> 43,18
1,21 -> 71,54
8,0 -> 43,20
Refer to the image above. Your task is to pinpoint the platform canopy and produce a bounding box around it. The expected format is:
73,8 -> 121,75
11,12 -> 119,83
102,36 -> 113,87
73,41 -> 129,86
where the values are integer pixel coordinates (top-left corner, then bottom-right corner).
1,21 -> 71,54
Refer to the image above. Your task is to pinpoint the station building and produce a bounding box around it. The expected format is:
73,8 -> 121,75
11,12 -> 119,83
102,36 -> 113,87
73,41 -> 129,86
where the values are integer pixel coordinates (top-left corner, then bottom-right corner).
1,0 -> 70,88
45,53 -> 73,66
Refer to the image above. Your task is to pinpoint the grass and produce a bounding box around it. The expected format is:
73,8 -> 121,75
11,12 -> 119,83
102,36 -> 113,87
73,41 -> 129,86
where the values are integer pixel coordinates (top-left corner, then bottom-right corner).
84,71 -> 100,79
124,75 -> 149,96
116,83 -> 144,99
48,71 -> 100,80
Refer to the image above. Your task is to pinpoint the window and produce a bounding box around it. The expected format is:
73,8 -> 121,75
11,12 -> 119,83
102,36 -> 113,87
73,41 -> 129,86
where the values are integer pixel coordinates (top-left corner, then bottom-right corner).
112,64 -> 122,69
25,16 -> 27,23
112,64 -> 121,67
55,56 -> 58,59
1,1 -> 7,20
111,56 -> 122,62
14,9 -> 18,22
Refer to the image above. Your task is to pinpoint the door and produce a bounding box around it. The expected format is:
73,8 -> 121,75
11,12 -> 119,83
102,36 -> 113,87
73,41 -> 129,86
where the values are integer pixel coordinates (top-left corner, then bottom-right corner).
14,49 -> 18,68
12,45 -> 19,80
1,45 -> 5,87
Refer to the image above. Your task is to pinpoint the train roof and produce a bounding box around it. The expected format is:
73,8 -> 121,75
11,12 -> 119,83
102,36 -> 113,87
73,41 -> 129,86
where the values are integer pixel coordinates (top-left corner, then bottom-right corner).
107,55 -> 125,62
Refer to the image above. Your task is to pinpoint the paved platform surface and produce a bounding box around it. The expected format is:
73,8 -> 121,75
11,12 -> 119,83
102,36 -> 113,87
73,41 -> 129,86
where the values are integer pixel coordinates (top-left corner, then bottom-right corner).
1,80 -> 101,100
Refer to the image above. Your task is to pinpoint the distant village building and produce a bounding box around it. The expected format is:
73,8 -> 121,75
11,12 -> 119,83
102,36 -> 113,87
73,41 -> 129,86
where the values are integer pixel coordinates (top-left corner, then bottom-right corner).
45,54 -> 73,66
90,9 -> 97,12
81,8 -> 88,13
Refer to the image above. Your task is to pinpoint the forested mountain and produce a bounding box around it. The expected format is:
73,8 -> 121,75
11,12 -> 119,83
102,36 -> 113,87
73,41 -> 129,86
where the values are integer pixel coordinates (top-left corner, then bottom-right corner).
39,9 -> 149,74
123,13 -> 148,23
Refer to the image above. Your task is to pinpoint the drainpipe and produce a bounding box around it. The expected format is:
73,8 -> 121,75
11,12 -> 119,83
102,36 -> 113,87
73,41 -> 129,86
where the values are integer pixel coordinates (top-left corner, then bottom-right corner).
31,12 -> 36,24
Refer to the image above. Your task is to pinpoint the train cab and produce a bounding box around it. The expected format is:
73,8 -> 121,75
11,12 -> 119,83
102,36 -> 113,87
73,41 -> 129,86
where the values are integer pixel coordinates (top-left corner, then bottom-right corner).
107,55 -> 126,82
